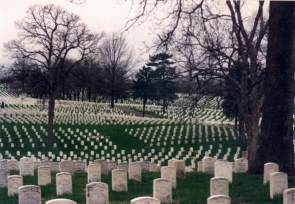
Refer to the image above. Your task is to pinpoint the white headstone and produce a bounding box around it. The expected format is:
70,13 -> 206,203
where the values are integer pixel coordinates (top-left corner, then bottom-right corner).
168,159 -> 177,167
8,175 -> 23,196
207,195 -> 231,204
94,159 -> 108,176
34,161 -> 41,171
131,196 -> 161,204
270,172 -> 288,199
263,162 -> 279,184
235,158 -> 248,173
197,161 -> 203,172
149,163 -> 156,172
153,178 -> 172,203
51,162 -> 60,172
161,166 -> 176,188
7,159 -> 19,171
107,161 -> 117,172
56,172 -> 72,195
202,157 -> 216,174
173,160 -> 185,178
88,164 -> 101,183
41,160 -> 52,168
38,166 -> 51,186
210,177 -> 229,196
0,168 -> 9,187
112,169 -> 128,192
118,162 -> 128,171
75,160 -> 86,173
1,159 -> 8,170
140,161 -> 149,172
20,157 -> 34,176
214,161 -> 232,183
128,162 -> 142,182
283,188 -> 295,204
59,160 -> 75,176
86,182 -> 109,204
19,185 -> 41,204
45,199 -> 77,204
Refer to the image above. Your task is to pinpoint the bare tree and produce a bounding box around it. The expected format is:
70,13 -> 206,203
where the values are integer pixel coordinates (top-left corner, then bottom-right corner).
98,33 -> 134,108
249,1 -> 295,175
4,4 -> 104,143
126,0 -> 269,171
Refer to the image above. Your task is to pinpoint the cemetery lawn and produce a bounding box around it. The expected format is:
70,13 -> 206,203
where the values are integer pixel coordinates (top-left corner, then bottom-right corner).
1,171 -> 294,203
0,91 -> 291,204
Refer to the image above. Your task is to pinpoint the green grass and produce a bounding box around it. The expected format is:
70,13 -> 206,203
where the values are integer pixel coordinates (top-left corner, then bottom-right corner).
0,88 -> 291,203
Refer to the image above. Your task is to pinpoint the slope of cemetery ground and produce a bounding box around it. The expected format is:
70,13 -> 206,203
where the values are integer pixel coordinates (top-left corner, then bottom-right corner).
1,86 -> 295,203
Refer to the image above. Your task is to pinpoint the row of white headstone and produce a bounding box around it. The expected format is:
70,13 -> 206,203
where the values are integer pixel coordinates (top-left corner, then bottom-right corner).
4,159 -> 187,204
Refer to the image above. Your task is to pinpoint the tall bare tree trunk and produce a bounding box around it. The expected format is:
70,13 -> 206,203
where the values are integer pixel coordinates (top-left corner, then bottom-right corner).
47,89 -> 55,144
143,98 -> 146,117
248,1 -> 295,175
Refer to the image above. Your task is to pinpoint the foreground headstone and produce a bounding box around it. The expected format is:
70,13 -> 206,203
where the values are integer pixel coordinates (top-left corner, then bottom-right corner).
8,175 -> 23,196
59,160 -> 75,176
38,166 -> 51,186
41,160 -> 52,168
56,172 -> 72,195
210,177 -> 229,196
207,195 -> 231,204
0,168 -> 9,187
128,162 -> 142,182
107,161 -> 117,172
112,169 -> 128,192
88,164 -> 101,183
51,162 -> 60,172
149,163 -> 156,172
168,159 -> 177,167
202,157 -> 216,174
1,159 -> 8,170
34,161 -> 41,171
131,196 -> 161,204
270,172 -> 288,199
19,185 -> 41,204
118,162 -> 128,171
20,157 -> 34,176
86,182 -> 109,204
153,178 -> 172,203
94,159 -> 108,176
263,162 -> 279,184
7,159 -> 19,171
161,166 -> 176,188
214,161 -> 232,183
45,198 -> 77,204
197,161 -> 203,172
75,160 -> 86,173
235,158 -> 248,173
283,188 -> 295,204
173,160 -> 185,178
140,161 -> 149,172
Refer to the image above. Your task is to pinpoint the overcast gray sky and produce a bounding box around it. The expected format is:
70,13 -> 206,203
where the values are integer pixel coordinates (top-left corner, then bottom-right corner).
0,0 -> 266,68
0,0 -> 154,66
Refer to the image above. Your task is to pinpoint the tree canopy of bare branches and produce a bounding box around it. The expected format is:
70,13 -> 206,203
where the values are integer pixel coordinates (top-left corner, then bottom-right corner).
98,33 -> 135,108
4,4 -> 104,143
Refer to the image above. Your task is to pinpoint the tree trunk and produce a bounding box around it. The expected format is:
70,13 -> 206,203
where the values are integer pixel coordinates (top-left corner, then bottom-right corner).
238,77 -> 247,146
111,90 -> 115,108
163,96 -> 166,114
143,98 -> 146,117
248,2 -> 295,175
81,88 -> 84,101
47,90 -> 55,144
234,108 -> 238,131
